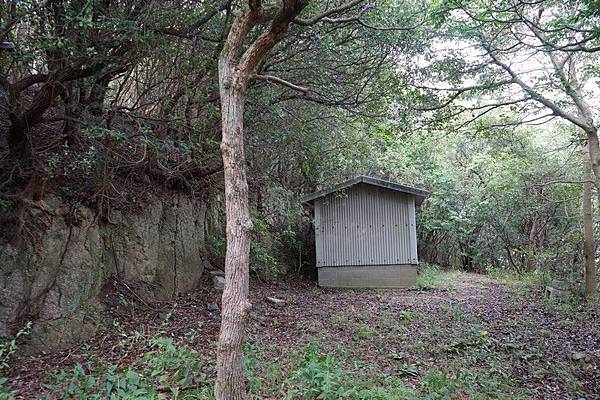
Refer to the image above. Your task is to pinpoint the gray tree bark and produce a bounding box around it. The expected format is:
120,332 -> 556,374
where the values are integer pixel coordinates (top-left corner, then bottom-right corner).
214,1 -> 314,398
582,144 -> 598,297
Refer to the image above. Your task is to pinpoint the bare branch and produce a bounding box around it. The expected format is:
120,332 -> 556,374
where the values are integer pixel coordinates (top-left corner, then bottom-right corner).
415,79 -> 516,111
536,180 -> 596,186
480,42 -> 591,132
254,74 -> 308,93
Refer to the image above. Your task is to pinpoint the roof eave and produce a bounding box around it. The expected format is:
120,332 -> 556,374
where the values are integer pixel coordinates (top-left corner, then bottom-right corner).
302,175 -> 430,205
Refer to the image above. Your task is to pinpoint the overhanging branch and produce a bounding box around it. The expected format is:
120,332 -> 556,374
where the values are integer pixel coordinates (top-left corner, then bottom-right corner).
293,0 -> 365,26
254,74 -> 308,93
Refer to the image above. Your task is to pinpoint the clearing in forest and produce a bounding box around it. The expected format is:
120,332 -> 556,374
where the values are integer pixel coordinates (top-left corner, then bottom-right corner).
7,271 -> 600,399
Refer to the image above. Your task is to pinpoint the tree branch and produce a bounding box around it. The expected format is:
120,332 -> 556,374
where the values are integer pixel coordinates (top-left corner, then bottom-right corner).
253,73 -> 308,93
293,0 -> 365,26
238,0 -> 309,73
481,42 -> 591,132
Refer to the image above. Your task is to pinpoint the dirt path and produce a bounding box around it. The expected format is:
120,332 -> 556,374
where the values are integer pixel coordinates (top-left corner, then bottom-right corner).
7,272 -> 600,399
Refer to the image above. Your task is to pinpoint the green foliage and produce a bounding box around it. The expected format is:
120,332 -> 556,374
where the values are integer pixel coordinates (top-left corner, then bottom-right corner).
82,126 -> 128,143
242,343 -> 263,397
401,310 -> 415,322
205,233 -> 226,260
0,377 -> 15,400
419,370 -> 458,399
486,267 -> 554,290
0,322 -> 31,371
43,337 -> 212,400
444,327 -> 495,355
207,215 -> 288,279
44,364 -> 155,400
144,337 -> 208,395
374,124 -> 583,278
250,215 -> 281,279
417,263 -> 441,290
355,324 -> 375,339
0,200 -> 12,213
283,341 -> 415,400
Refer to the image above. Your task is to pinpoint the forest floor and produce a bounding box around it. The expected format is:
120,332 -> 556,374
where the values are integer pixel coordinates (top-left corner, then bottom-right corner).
6,271 -> 600,399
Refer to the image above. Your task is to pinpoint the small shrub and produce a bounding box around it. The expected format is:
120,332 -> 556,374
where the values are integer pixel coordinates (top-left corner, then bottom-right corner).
43,363 -> 156,400
356,324 -> 375,339
400,310 -> 415,321
417,263 -> 441,290
250,215 -> 282,279
0,199 -> 12,213
250,240 -> 280,279
206,234 -> 226,259
207,216 -> 284,279
444,326 -> 496,355
243,343 -> 263,397
0,321 -> 31,371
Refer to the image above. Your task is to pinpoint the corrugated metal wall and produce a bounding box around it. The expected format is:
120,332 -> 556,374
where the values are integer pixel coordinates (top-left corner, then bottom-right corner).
314,183 -> 418,267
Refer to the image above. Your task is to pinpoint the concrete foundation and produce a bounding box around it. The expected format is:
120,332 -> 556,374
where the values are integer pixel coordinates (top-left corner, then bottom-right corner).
317,264 -> 417,288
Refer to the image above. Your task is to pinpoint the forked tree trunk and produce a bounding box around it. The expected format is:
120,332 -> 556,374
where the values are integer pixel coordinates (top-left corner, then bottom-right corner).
582,144 -> 598,297
215,60 -> 253,399
212,2 -> 328,398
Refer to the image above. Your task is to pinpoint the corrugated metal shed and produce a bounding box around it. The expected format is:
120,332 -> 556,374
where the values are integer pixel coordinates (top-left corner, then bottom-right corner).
304,176 -> 429,288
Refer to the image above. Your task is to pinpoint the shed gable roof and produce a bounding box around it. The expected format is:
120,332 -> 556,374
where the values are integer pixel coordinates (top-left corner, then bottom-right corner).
302,176 -> 429,205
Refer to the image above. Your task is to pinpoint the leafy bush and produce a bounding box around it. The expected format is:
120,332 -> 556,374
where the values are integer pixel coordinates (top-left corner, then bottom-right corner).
206,233 -> 226,260
44,363 -> 156,400
0,199 -> 12,213
417,263 -> 441,290
206,216 -> 283,279
401,310 -> 415,322
250,215 -> 282,279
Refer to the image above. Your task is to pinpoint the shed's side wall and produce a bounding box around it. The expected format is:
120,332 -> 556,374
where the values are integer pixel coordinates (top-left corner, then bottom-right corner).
318,265 -> 417,288
314,184 -> 418,268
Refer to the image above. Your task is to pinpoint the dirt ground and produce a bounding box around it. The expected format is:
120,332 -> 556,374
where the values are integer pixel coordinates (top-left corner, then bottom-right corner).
7,272 -> 600,399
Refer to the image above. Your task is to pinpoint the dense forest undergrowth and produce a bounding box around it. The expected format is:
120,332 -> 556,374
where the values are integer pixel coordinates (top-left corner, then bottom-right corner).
4,270 -> 599,399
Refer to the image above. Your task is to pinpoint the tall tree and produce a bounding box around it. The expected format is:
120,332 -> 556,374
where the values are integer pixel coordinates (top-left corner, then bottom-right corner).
215,1 -> 368,398
408,0 -> 600,200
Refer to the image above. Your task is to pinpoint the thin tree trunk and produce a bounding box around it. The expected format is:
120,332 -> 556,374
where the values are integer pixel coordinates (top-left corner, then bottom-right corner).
582,144 -> 598,297
212,2 -> 319,398
526,213 -> 539,271
215,61 -> 253,400
586,131 -> 600,207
